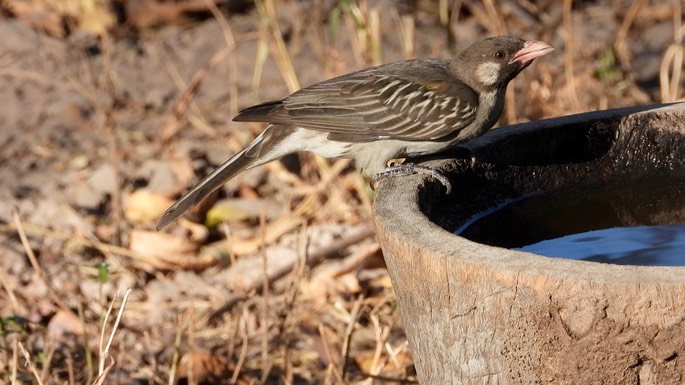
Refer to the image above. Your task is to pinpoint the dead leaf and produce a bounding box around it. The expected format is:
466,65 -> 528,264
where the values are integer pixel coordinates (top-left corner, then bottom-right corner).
205,198 -> 283,227
47,310 -> 83,341
354,350 -> 413,374
129,230 -> 203,270
5,2 -> 64,37
176,349 -> 225,381
5,0 -> 116,36
125,190 -> 174,225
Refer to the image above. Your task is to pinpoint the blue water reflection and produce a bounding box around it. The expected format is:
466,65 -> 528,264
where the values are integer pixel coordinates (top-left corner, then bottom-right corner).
515,225 -> 685,266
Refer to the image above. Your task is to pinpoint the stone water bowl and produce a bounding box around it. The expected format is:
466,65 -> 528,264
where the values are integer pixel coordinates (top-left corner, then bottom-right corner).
372,103 -> 685,385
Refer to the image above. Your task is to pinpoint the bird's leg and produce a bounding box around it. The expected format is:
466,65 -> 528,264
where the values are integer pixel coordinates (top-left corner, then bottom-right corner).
371,163 -> 452,194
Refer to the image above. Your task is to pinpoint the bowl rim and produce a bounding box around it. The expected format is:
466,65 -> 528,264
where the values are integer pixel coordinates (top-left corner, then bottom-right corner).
372,102 -> 685,284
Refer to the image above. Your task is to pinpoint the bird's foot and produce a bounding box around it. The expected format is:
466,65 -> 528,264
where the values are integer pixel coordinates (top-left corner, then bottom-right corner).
371,163 -> 452,194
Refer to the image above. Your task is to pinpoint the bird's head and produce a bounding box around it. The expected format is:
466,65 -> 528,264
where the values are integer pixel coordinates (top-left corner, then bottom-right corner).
452,36 -> 554,92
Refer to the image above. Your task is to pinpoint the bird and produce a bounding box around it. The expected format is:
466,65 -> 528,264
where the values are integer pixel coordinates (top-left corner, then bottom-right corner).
157,36 -> 554,229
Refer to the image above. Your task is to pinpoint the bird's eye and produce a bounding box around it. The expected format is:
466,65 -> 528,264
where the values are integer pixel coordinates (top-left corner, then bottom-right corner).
494,50 -> 506,60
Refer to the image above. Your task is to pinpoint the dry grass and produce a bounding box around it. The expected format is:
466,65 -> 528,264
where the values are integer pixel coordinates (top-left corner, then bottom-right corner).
660,0 -> 684,102
1,0 -> 684,384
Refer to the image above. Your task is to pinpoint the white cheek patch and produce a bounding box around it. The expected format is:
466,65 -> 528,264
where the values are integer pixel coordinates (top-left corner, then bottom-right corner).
475,62 -> 502,86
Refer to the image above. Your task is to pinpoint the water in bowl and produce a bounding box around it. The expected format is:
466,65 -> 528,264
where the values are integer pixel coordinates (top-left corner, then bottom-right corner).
514,224 -> 685,265
456,174 -> 685,266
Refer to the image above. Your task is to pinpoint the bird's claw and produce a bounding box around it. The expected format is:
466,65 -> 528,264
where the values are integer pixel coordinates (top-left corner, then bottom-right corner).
372,163 -> 452,194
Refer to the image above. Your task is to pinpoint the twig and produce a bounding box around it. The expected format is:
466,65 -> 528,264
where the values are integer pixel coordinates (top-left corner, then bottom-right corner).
98,288 -> 133,377
12,209 -> 42,277
562,0 -> 581,112
464,0 -> 505,35
259,210 -> 273,383
204,0 -> 240,114
0,222 -> 173,272
0,263 -> 20,313
317,323 -> 338,380
97,34 -> 124,246
187,307 -> 196,385
38,342 -> 57,385
251,22 -> 270,102
18,342 -> 45,385
359,372 -> 419,384
369,314 -> 387,377
280,224 -> 309,384
230,307 -> 250,383
160,43 -> 236,142
76,301 -> 95,384
11,211 -> 74,314
11,337 -> 18,385
208,226 -> 375,323
394,11 -> 415,60
368,8 -> 383,66
66,353 -> 76,385
482,0 -> 506,35
659,0 -> 684,102
447,0 -> 464,49
254,0 -> 300,92
341,295 -> 364,381
200,191 -> 321,261
167,318 -> 183,385
614,0 -> 648,72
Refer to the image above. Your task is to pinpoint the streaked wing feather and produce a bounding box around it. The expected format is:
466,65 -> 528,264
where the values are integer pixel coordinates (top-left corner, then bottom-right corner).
236,60 -> 479,142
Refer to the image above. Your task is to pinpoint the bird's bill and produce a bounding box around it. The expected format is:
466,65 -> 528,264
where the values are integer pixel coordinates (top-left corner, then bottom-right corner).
510,40 -> 555,65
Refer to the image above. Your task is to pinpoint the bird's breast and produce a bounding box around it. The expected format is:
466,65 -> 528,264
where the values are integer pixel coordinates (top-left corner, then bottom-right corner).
453,89 -> 504,142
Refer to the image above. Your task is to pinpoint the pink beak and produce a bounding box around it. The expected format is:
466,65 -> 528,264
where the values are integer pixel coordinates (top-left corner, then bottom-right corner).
510,40 -> 555,65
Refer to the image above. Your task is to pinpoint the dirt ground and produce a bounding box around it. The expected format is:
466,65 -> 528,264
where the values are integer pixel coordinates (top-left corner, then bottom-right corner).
0,0 -> 682,384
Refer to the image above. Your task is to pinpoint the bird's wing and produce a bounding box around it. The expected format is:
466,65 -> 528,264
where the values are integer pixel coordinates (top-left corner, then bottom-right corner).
234,60 -> 479,142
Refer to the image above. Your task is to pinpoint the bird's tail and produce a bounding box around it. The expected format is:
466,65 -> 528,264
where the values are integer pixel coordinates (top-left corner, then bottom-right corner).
158,122 -> 293,229
156,146 -> 256,229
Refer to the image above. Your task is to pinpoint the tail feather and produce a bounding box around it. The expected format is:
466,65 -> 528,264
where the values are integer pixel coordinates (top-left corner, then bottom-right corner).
156,148 -> 256,230
157,124 -> 296,229
233,100 -> 284,122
